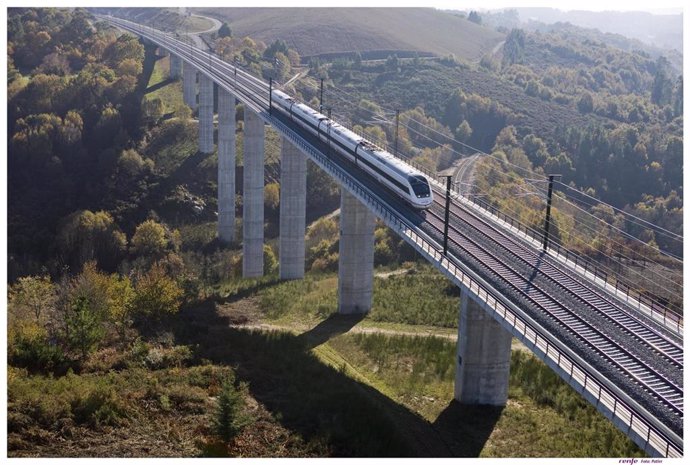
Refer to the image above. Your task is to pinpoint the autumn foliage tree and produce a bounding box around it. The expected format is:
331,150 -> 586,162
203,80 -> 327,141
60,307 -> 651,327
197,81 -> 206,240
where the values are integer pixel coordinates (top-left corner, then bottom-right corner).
131,262 -> 184,322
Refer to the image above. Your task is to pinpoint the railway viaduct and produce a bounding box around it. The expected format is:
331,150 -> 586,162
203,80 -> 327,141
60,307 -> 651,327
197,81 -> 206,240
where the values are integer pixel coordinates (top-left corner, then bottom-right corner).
167,29 -> 510,406
102,16 -> 683,458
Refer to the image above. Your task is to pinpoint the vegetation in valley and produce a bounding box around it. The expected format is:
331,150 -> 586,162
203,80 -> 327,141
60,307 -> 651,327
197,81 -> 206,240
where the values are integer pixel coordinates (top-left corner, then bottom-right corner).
6,6 -> 673,459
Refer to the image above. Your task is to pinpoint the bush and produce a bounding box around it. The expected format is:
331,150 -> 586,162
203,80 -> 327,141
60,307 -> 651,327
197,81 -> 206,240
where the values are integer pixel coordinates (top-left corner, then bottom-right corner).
8,322 -> 65,373
70,381 -> 125,426
8,371 -> 127,430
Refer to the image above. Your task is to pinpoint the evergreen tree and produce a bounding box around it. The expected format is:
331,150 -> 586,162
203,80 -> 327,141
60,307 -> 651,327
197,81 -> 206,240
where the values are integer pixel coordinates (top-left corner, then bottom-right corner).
65,296 -> 104,361
217,22 -> 232,38
213,374 -> 249,442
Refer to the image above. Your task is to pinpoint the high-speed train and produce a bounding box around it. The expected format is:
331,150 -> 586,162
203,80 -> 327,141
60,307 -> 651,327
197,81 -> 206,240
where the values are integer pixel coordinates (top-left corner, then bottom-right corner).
271,89 -> 433,209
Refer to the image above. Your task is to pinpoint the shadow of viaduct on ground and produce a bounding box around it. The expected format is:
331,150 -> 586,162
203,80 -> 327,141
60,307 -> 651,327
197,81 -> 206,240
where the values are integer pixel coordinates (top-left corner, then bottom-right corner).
172,297 -> 503,457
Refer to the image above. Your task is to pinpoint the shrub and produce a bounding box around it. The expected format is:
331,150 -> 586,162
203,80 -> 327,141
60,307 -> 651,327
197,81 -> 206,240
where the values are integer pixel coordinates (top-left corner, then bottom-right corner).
8,321 -> 65,373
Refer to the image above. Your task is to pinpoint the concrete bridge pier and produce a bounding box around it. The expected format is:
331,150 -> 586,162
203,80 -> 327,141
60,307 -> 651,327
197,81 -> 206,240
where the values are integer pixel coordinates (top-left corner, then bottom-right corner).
198,74 -> 214,154
279,138 -> 307,280
455,291 -> 512,405
183,61 -> 197,110
337,190 -> 375,314
217,88 -> 236,242
169,53 -> 182,79
242,110 -> 265,278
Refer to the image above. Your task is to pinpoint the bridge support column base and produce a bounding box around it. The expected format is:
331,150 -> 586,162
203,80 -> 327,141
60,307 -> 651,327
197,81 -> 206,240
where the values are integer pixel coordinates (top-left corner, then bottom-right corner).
218,88 -> 236,243
338,190 -> 375,314
279,137 -> 307,280
242,109 -> 265,278
455,291 -> 512,406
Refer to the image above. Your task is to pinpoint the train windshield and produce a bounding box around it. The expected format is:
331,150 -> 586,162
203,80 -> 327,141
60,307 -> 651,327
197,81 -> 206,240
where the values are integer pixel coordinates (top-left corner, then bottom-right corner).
409,175 -> 431,198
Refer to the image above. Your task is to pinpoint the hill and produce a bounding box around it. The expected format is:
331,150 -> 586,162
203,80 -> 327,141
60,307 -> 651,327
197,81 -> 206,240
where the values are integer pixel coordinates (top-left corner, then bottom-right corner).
513,8 -> 682,53
192,7 -> 505,61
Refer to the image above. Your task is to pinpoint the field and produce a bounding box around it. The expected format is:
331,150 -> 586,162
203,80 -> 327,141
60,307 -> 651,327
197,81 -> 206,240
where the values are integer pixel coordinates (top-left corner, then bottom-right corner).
192,8 -> 504,61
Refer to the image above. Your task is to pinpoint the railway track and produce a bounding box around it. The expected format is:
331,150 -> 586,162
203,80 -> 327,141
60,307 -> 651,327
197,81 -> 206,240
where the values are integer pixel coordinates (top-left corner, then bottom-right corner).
100,16 -> 684,452
423,189 -> 683,431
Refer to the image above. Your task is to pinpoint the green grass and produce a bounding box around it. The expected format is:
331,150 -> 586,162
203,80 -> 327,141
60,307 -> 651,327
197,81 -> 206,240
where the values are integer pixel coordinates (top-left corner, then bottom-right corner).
317,332 -> 643,457
258,266 -> 459,328
144,55 -> 184,115
184,15 -> 214,33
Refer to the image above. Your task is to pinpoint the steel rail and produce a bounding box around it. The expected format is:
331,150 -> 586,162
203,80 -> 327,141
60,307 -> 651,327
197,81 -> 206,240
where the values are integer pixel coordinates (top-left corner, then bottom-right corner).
97,16 -> 684,457
431,192 -> 684,367
425,198 -> 683,420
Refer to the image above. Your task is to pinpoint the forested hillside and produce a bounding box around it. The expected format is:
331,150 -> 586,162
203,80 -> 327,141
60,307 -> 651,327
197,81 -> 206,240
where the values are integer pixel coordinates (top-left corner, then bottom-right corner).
300,17 -> 682,260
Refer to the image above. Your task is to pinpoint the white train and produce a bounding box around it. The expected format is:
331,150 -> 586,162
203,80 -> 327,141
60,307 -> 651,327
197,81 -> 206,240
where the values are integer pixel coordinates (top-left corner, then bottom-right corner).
271,89 -> 433,210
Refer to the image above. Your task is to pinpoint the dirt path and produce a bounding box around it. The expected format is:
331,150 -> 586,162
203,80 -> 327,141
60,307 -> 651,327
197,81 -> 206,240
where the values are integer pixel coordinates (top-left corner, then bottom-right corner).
220,300 -> 530,354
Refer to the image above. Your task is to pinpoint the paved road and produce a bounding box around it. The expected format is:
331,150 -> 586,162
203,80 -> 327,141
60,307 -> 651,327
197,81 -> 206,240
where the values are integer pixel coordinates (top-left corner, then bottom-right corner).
182,13 -> 222,50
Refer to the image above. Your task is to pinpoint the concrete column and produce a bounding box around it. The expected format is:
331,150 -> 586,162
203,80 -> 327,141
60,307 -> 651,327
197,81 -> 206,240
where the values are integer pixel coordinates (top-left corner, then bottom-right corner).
218,88 -> 236,242
198,74 -> 214,154
242,110 -> 265,278
338,190 -> 375,314
279,138 -> 307,280
455,291 -> 512,405
169,53 -> 182,79
183,61 -> 197,110
158,47 -> 169,57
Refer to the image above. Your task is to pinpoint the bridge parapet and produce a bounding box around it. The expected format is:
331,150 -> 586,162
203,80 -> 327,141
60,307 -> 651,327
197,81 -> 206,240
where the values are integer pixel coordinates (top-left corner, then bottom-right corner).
98,16 -> 683,457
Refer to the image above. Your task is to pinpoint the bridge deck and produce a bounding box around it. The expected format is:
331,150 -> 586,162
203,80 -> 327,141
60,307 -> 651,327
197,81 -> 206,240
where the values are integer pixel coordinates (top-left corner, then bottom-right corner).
99,16 -> 684,457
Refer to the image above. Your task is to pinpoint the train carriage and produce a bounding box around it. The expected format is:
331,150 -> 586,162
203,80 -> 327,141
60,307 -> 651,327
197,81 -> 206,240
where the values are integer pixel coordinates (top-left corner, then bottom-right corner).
271,89 -> 433,209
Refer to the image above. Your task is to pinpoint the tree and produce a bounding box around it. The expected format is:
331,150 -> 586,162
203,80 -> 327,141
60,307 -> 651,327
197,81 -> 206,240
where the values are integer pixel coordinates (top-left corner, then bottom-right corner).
65,296 -> 105,361
131,219 -> 168,258
273,52 -> 291,81
577,92 -> 594,113
213,373 -> 249,442
57,210 -> 127,272
455,120 -> 473,143
287,49 -> 301,67
468,11 -> 482,24
117,148 -> 152,176
264,245 -> 278,275
116,58 -> 142,77
132,262 -> 183,321
385,54 -> 400,73
107,275 -> 135,344
218,22 -> 232,38
672,75 -> 683,117
353,99 -> 384,126
651,56 -> 672,106
264,183 -> 280,211
141,97 -> 164,125
503,29 -> 525,66
263,39 -> 289,59
9,275 -> 57,324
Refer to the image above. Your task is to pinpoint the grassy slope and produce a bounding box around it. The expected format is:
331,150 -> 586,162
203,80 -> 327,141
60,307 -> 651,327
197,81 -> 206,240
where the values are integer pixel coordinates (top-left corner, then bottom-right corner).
193,8 -> 504,60
209,268 -> 642,457
105,8 -> 214,33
